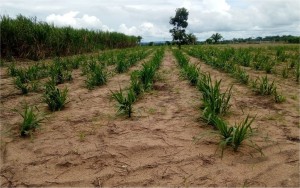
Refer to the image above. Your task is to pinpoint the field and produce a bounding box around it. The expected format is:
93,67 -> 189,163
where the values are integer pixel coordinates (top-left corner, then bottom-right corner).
0,44 -> 299,186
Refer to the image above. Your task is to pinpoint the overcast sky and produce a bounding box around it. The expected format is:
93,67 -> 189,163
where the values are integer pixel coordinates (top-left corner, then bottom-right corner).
1,0 -> 299,42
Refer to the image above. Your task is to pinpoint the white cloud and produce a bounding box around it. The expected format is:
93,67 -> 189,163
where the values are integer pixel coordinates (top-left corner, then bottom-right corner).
118,22 -> 170,41
1,0 -> 299,41
46,11 -> 112,31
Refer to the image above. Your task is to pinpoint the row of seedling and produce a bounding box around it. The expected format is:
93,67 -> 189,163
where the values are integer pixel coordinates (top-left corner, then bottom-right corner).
83,49 -> 151,90
15,80 -> 69,137
189,45 -> 300,82
173,49 -> 200,86
111,48 -> 165,117
95,47 -> 151,68
173,49 -> 260,156
185,47 -> 284,103
10,48 -> 153,137
8,58 -> 73,94
115,49 -> 150,73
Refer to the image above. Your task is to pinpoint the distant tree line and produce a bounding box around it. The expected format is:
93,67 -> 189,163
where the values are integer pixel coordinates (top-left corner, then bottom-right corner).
202,34 -> 300,44
0,15 -> 139,60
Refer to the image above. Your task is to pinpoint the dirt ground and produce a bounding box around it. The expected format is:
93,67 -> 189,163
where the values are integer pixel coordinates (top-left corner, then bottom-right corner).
0,49 -> 299,187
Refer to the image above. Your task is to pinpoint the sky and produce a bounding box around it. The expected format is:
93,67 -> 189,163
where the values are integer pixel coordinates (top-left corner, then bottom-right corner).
1,0 -> 299,42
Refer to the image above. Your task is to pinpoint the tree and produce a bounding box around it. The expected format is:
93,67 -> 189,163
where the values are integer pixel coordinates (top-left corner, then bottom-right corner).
210,33 -> 223,44
137,36 -> 142,45
186,33 -> 197,45
206,38 -> 213,44
169,7 -> 189,49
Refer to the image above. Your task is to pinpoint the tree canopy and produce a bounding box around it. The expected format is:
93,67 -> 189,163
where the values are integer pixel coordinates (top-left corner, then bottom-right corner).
209,33 -> 223,44
169,7 -> 189,48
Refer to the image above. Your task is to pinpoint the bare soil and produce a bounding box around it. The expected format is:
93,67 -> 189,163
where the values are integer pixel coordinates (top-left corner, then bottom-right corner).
0,49 -> 299,187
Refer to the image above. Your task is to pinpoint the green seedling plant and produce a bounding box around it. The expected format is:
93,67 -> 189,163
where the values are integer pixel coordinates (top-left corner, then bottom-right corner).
85,63 -> 107,90
194,115 -> 261,157
138,63 -> 156,90
7,63 -> 18,77
49,60 -> 73,85
253,76 -> 276,95
197,74 -> 232,125
274,90 -> 285,103
43,82 -> 68,111
276,48 -> 286,62
14,104 -> 43,137
130,76 -> 144,97
264,61 -> 275,74
183,64 -> 199,86
231,116 -> 255,152
116,59 -> 129,73
281,66 -> 289,78
30,81 -> 41,92
233,67 -> 249,85
296,61 -> 300,82
201,79 -> 232,116
0,59 -> 4,67
111,88 -> 136,118
14,76 -> 29,94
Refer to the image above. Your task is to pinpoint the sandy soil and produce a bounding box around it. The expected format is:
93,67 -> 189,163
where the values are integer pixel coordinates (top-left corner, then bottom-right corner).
0,49 -> 299,187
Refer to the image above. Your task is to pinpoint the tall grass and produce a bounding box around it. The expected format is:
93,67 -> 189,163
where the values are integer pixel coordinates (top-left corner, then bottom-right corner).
1,15 -> 139,60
